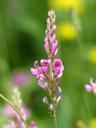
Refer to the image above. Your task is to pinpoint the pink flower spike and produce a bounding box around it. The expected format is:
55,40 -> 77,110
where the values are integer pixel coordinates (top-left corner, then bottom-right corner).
44,10 -> 58,58
85,84 -> 93,93
30,10 -> 64,114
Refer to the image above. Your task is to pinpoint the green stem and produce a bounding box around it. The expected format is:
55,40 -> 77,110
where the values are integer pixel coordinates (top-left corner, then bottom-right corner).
52,113 -> 57,128
0,93 -> 29,128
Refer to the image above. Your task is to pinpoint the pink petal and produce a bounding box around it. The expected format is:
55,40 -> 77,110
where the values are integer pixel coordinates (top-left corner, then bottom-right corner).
41,59 -> 51,66
30,122 -> 37,128
38,79 -> 48,90
41,66 -> 48,73
54,59 -> 62,67
53,59 -> 64,76
20,106 -> 30,119
37,74 -> 45,80
31,68 -> 38,76
34,61 -> 39,68
85,84 -> 93,93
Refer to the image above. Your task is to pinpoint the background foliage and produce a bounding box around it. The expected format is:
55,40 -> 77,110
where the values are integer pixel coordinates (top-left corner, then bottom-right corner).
0,0 -> 96,128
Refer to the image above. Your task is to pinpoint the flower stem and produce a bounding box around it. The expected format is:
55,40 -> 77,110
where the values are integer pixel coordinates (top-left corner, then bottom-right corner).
52,112 -> 57,128
0,93 -> 29,128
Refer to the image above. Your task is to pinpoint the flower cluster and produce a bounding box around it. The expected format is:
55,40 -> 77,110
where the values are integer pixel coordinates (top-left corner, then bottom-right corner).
31,59 -> 64,92
85,79 -> 96,94
31,10 -> 64,115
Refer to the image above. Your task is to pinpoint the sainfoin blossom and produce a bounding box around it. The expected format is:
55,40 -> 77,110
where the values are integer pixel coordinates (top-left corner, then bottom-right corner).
85,79 -> 96,94
31,10 -> 64,114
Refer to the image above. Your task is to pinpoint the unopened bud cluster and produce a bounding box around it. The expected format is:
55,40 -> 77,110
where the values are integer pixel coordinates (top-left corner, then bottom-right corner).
12,87 -> 22,109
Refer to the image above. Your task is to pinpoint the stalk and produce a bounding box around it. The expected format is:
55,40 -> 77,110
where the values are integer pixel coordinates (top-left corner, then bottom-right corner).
52,112 -> 57,128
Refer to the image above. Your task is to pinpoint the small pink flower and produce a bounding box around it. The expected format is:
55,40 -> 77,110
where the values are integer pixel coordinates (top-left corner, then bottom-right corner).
41,59 -> 50,73
31,60 -> 50,80
53,59 -> 64,78
30,122 -> 37,128
85,84 -> 93,92
41,59 -> 51,66
85,79 -> 96,94
31,67 -> 42,76
21,106 -> 31,119
31,67 -> 45,80
31,68 -> 39,76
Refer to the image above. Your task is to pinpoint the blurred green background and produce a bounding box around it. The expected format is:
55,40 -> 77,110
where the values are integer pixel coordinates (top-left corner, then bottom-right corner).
0,0 -> 96,128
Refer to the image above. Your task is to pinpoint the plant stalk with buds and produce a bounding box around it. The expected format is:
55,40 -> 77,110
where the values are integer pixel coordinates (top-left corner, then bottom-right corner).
31,10 -> 64,128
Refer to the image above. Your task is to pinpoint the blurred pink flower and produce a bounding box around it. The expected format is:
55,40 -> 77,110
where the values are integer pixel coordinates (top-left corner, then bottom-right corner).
30,122 -> 37,128
11,71 -> 31,86
21,105 -> 31,119
85,79 -> 96,94
2,104 -> 15,118
85,84 -> 93,93
2,104 -> 30,119
4,121 -> 17,128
